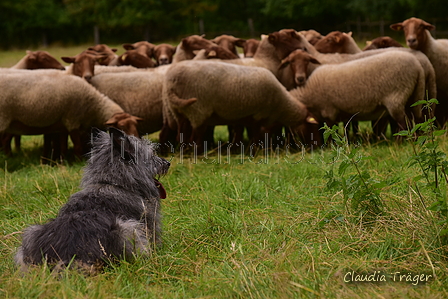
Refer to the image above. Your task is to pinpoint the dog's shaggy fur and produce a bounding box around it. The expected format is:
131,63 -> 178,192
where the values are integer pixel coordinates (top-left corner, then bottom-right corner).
15,128 -> 170,273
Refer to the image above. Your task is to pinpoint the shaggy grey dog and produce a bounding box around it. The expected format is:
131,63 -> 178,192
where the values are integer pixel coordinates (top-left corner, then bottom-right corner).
14,127 -> 170,273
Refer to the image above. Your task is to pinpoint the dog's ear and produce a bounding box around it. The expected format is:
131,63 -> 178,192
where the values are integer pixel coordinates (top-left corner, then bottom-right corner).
109,127 -> 136,163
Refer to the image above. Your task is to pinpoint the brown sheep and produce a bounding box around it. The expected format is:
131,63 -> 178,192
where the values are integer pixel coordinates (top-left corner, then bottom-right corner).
210,34 -> 245,56
87,44 -> 118,65
363,36 -> 403,51
10,51 -> 65,70
391,17 -> 448,125
314,31 -> 361,54
153,43 -> 176,65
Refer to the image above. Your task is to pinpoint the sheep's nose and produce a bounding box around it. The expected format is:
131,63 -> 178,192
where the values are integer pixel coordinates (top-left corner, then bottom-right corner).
407,38 -> 417,46
159,57 -> 169,65
296,76 -> 306,86
84,75 -> 92,82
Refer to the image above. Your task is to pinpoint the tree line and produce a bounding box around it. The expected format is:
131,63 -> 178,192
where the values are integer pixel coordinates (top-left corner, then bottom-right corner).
1,0 -> 448,49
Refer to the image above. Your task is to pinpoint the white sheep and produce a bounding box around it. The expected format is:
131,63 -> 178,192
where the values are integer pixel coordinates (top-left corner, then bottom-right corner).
290,50 -> 425,131
0,72 -> 141,156
163,60 -> 312,151
89,71 -> 165,136
391,17 -> 448,125
295,32 -> 437,102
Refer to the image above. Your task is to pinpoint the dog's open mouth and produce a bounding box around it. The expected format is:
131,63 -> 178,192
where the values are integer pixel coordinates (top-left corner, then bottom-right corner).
154,179 -> 167,199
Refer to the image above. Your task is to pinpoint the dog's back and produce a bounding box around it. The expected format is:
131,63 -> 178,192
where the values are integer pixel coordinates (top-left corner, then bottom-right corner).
15,128 -> 169,273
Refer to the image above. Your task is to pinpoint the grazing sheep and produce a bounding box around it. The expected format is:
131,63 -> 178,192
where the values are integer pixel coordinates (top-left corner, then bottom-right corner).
288,50 -> 425,131
163,60 -> 312,152
391,17 -> 448,125
314,31 -> 361,54
363,36 -> 403,51
10,51 -> 65,70
295,32 -> 437,102
87,44 -> 119,65
0,72 -> 141,157
153,43 -> 177,65
89,71 -> 164,136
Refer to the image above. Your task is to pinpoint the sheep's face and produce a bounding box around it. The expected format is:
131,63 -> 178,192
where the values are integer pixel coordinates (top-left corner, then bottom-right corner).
280,50 -> 320,87
242,39 -> 260,58
153,44 -> 176,65
390,17 -> 435,50
62,50 -> 104,82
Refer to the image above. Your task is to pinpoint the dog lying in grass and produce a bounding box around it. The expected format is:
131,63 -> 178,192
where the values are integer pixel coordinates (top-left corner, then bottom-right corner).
15,127 -> 170,274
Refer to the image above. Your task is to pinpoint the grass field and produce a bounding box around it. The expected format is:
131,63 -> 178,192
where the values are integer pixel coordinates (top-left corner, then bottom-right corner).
1,46 -> 448,298
1,129 -> 447,298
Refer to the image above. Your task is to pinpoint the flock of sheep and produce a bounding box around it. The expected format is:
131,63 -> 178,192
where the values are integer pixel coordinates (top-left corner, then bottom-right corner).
1,17 -> 447,161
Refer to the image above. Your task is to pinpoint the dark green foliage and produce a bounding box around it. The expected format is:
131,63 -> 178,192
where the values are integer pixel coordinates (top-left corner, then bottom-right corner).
394,99 -> 448,240
1,0 -> 448,49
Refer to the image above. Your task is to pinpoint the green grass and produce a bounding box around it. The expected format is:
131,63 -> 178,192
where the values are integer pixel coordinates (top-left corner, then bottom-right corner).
1,129 -> 448,298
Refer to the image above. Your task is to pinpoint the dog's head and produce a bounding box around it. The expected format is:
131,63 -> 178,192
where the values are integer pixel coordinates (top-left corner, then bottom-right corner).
84,128 -> 170,199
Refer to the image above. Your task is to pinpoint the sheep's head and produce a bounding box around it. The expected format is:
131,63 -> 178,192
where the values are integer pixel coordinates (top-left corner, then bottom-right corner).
105,112 -> 143,137
153,44 -> 176,65
87,44 -> 118,65
390,17 -> 434,50
268,29 -> 308,60
211,34 -> 245,55
123,41 -> 156,58
314,31 -> 352,53
241,39 -> 260,58
62,50 -> 107,82
119,50 -> 155,68
25,50 -> 65,70
280,49 -> 320,87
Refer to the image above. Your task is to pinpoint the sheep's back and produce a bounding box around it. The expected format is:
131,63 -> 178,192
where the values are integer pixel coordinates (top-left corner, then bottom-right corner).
165,60 -> 291,126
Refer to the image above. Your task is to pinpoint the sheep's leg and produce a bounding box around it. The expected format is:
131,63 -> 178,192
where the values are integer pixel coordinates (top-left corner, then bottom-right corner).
69,130 -> 83,160
1,133 -> 13,156
190,125 -> 207,154
13,135 -> 21,151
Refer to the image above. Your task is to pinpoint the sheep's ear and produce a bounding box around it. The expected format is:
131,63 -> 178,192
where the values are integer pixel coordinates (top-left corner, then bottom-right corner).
235,39 -> 246,48
109,127 -> 136,163
309,56 -> 321,65
279,58 -> 290,69
306,115 -> 318,124
422,21 -> 435,31
122,43 -> 135,50
61,56 -> 75,63
390,23 -> 403,31
346,31 -> 353,37
268,33 -> 276,44
365,40 -> 372,46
